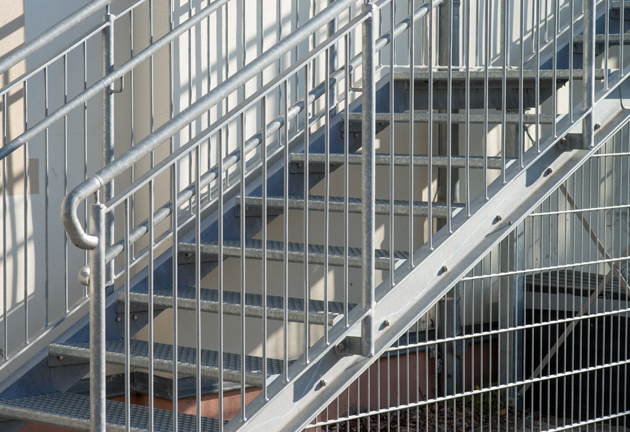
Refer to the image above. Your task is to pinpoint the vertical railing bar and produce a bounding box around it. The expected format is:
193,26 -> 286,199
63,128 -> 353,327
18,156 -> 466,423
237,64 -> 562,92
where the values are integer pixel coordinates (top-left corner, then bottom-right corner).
124,198 -> 131,432
519,0 -> 524,168
89,199 -> 106,432
501,0 -> 507,185
304,63 -> 310,363
2,93 -> 7,361
428,0 -> 434,250
224,3 -> 230,187
103,8 -> 115,288
239,112 -> 247,420
389,0 -> 395,286
408,0 -> 415,266
553,0 -> 558,138
283,80 -> 290,381
535,0 -> 541,153
44,66 -> 50,327
465,0 -> 470,217
130,8 -> 136,261
344,34 -> 351,324
150,0 -> 156,169
324,48 -> 330,346
483,0 -> 489,199
569,0 -> 574,123
622,0 -> 625,75
148,179 -> 155,432
63,54 -> 70,313
23,79 -> 28,345
195,145 -> 202,431
583,0 -> 595,150
361,1 -> 376,358
83,40 -> 89,297
171,161 -> 179,432
261,95 -> 268,400
605,0 -> 609,90
188,0 -> 193,150
217,127 -> 224,431
447,0 -> 453,234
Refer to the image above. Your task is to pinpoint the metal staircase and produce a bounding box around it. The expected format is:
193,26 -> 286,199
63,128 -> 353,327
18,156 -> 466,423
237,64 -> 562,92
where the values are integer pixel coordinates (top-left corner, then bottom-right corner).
2,0 -> 630,430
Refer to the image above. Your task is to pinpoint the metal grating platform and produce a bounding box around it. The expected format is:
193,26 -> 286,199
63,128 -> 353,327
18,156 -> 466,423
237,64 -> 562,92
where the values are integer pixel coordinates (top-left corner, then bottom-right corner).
237,195 -> 464,218
178,239 -> 409,270
49,339 -> 291,387
0,391 -> 222,431
117,285 -> 351,325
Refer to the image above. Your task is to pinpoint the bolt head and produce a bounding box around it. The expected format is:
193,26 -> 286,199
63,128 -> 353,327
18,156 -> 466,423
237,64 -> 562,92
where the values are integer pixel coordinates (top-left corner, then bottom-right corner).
594,123 -> 601,131
185,253 -> 192,259
508,220 -> 513,225
116,316 -> 122,322
560,137 -> 567,143
337,343 -> 345,351
133,314 -> 138,321
319,379 -> 326,387
546,167 -> 553,175
296,162 -> 302,168
57,356 -> 64,362
383,319 -> 390,327
354,133 -> 359,138
441,265 -> 448,273
496,215 -> 502,222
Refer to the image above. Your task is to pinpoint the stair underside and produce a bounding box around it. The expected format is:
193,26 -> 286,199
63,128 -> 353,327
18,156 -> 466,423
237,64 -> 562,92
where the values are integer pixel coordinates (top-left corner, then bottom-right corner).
178,239 -> 409,270
343,111 -> 555,124
237,195 -> 464,218
117,285 -> 350,325
49,339 -> 290,387
0,392 -> 222,431
290,152 -> 513,169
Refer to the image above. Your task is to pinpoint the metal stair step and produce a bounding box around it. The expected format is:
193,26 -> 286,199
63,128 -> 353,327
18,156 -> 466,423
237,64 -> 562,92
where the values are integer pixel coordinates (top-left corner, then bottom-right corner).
236,195 -> 464,218
612,0 -> 630,8
342,111 -> 555,124
178,239 -> 409,271
289,152 -> 513,170
117,285 -> 348,326
0,391 -> 222,431
394,69 -> 607,81
49,339 -> 290,387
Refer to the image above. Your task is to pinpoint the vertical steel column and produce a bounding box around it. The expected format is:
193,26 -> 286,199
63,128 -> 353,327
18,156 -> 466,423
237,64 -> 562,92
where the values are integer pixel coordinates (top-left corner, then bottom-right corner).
89,201 -> 107,432
103,9 -> 115,283
361,1 -> 376,358
582,0 -> 595,149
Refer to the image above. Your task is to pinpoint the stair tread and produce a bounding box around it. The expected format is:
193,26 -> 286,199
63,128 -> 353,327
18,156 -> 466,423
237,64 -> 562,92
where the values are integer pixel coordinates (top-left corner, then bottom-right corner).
394,69 -> 608,81
50,339 -> 290,385
342,111 -> 555,124
238,195 -> 464,217
290,152 -> 512,169
178,239 -> 409,270
117,285 -> 350,325
0,391 -> 222,432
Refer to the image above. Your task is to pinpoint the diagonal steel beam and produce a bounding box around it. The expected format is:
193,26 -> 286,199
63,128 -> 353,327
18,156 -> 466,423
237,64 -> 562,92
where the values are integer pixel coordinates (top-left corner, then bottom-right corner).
225,70 -> 630,432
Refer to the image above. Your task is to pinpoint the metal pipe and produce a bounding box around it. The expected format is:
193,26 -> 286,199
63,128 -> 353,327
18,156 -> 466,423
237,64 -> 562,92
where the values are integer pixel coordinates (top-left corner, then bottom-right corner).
88,202 -> 107,432
361,1 -> 376,359
61,0 -> 357,250
103,10 -> 115,285
0,0 -> 113,75
583,0 -> 595,149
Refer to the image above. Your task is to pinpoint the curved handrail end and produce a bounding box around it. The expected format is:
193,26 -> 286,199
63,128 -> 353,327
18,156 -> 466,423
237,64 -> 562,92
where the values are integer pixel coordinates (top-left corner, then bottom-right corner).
61,176 -> 103,250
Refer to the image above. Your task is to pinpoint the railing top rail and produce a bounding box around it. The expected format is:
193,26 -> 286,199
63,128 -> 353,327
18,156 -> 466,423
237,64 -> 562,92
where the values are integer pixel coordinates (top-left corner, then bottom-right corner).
0,0 -> 113,76
61,0 -> 358,251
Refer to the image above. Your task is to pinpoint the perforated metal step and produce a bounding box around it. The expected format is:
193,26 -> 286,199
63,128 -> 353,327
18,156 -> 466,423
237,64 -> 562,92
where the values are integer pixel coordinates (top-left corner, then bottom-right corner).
237,195 -> 464,218
394,69 -> 607,81
342,111 -> 555,124
116,285 -> 349,326
49,339 -> 290,387
178,239 -> 409,271
0,391 -> 222,431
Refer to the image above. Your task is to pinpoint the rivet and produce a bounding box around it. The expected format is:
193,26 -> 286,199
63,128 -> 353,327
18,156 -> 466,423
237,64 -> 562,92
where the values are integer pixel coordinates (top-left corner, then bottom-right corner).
546,167 -> 553,175
185,253 -> 192,259
116,316 -> 122,322
441,265 -> 448,273
508,220 -> 513,225
496,215 -> 502,222
133,314 -> 138,321
57,356 -> 64,362
354,133 -> 359,138
319,379 -> 326,387
383,319 -> 390,327
349,122 -> 353,128
337,343 -> 345,351
296,162 -> 302,168
560,137 -> 567,144
594,123 -> 601,131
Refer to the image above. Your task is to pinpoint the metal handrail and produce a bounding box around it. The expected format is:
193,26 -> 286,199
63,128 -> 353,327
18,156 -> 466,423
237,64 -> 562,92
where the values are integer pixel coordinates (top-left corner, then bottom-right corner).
0,0 -> 113,76
61,0 -> 357,250
62,0 -> 443,257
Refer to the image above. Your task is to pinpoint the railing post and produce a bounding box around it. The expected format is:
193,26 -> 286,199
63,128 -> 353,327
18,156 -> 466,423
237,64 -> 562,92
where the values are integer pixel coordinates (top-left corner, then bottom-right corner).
103,8 -> 115,284
89,200 -> 107,432
582,0 -> 595,149
361,1 -> 376,358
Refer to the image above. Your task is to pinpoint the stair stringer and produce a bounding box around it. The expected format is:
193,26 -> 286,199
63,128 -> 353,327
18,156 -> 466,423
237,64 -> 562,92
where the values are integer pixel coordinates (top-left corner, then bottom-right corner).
225,75 -> 630,432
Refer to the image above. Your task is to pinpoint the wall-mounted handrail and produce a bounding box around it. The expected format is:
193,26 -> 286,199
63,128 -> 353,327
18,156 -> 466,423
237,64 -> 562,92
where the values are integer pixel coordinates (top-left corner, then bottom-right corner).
61,0 -> 358,251
0,0 -> 113,76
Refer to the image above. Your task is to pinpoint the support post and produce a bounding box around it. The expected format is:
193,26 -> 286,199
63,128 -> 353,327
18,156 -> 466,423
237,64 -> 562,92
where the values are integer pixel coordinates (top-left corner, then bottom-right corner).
89,201 -> 107,432
361,1 -> 376,358
582,0 -> 595,149
103,9 -> 115,284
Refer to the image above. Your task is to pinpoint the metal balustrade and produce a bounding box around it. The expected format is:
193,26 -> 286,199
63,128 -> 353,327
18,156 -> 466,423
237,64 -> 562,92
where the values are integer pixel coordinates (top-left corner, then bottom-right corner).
2,0 -> 630,430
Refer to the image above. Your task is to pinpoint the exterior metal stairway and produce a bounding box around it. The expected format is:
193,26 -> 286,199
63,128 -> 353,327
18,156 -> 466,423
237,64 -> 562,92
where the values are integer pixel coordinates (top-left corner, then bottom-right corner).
2,0 -> 630,431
